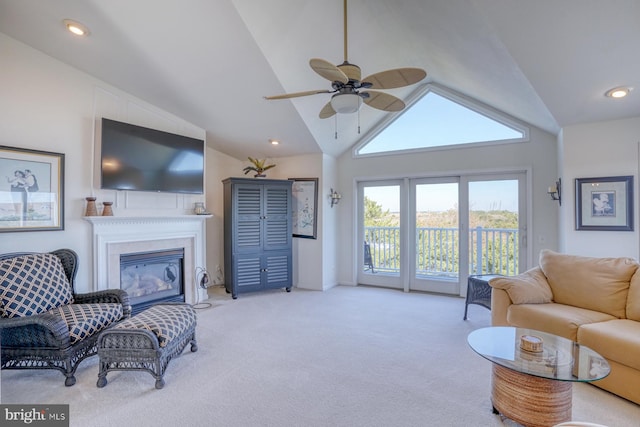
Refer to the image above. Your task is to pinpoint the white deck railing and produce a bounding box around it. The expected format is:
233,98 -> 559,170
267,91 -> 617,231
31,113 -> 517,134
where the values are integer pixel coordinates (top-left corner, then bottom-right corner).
364,226 -> 519,278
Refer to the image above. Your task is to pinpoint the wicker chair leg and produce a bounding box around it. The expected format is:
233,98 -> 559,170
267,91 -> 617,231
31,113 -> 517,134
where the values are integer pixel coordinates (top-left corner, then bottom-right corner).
64,359 -> 77,386
154,359 -> 165,389
65,374 -> 77,387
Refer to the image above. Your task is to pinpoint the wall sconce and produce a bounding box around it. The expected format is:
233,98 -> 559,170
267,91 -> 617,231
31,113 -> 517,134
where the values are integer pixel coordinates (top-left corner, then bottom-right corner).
548,178 -> 561,205
330,188 -> 342,207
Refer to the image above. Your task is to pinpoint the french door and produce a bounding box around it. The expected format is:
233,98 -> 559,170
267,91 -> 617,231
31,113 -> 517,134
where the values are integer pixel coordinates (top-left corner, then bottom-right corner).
358,173 -> 526,295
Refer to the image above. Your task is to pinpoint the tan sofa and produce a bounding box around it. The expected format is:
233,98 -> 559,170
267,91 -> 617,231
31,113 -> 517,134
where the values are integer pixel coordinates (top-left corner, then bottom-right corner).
489,249 -> 640,405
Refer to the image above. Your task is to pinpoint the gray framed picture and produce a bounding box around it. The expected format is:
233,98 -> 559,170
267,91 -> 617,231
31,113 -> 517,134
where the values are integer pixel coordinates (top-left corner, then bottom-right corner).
0,145 -> 65,232
575,175 -> 632,231
289,177 -> 318,239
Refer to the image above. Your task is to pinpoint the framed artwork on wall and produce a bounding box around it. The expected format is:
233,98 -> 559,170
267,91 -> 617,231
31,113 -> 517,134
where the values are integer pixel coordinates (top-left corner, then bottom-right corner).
0,145 -> 65,232
289,177 -> 318,239
575,175 -> 633,231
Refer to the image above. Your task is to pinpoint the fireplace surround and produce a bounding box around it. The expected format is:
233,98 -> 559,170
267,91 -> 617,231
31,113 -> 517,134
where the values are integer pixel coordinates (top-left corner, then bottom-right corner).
84,215 -> 209,305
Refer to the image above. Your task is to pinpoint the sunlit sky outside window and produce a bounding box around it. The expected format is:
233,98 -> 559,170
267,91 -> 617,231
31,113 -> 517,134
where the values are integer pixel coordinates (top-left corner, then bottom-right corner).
358,91 -> 525,155
368,180 -> 517,213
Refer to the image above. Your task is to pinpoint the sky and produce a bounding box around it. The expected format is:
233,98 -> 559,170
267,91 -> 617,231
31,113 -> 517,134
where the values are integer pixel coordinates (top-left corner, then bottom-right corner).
365,180 -> 518,213
358,91 -> 524,155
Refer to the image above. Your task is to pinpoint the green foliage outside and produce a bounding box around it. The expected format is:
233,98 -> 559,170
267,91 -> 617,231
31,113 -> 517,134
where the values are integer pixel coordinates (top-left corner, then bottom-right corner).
364,196 -> 397,227
364,196 -> 519,276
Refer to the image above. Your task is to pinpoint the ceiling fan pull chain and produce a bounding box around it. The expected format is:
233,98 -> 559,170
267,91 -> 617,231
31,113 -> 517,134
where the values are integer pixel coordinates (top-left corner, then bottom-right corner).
334,114 -> 338,139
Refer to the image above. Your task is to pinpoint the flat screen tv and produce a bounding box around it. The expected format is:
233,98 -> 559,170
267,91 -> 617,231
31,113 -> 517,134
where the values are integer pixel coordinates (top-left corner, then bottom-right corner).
100,118 -> 204,194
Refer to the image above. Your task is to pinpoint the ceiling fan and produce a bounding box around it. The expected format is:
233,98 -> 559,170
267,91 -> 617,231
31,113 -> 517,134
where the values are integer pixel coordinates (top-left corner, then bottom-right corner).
264,0 -> 427,119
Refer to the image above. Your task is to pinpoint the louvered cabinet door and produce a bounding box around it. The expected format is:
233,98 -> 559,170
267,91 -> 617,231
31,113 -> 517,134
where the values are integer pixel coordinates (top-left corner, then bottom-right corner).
234,185 -> 262,253
234,255 -> 263,294
263,185 -> 292,251
265,251 -> 292,290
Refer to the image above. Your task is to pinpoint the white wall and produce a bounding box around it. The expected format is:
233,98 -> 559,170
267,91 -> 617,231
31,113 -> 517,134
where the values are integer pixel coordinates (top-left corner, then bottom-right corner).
560,116 -> 640,259
273,154 -> 327,291
204,149 -> 242,285
0,34 -> 230,292
321,154 -> 339,290
336,125 -> 559,287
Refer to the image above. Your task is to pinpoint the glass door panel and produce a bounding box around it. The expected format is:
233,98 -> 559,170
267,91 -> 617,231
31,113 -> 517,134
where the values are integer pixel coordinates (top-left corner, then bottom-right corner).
468,179 -> 522,276
359,182 -> 402,289
410,179 -> 460,294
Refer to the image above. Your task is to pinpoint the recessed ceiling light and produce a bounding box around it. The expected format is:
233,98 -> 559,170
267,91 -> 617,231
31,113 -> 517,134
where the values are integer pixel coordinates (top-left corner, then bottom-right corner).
605,86 -> 631,99
63,19 -> 90,37
269,139 -> 280,145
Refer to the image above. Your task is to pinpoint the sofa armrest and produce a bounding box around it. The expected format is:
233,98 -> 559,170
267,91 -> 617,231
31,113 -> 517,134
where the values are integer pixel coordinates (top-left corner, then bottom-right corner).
74,289 -> 132,319
0,312 -> 70,348
491,288 -> 512,326
488,266 -> 553,326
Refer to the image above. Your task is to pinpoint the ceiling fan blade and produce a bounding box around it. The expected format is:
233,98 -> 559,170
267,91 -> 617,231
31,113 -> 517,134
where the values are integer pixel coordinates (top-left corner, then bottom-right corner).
362,67 -> 427,89
362,91 -> 405,112
319,102 -> 337,119
264,89 -> 332,100
310,58 -> 349,84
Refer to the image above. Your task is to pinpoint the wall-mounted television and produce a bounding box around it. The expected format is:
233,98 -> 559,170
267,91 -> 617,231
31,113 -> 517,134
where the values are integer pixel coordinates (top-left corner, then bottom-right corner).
100,118 -> 204,194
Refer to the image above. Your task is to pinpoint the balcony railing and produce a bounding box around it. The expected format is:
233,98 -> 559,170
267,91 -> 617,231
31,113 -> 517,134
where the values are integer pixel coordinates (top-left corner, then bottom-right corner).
364,226 -> 519,278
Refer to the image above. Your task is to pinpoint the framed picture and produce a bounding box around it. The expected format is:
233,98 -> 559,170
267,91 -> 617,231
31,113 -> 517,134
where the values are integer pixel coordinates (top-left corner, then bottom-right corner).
0,145 -> 64,232
575,175 -> 633,231
289,177 -> 318,239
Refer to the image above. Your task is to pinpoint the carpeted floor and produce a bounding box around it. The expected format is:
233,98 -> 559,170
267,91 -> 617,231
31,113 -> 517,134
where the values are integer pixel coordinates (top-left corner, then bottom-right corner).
2,285 -> 639,426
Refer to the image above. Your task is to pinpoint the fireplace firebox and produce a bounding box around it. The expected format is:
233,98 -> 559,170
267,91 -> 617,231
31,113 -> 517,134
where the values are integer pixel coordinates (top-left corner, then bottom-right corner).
120,248 -> 185,315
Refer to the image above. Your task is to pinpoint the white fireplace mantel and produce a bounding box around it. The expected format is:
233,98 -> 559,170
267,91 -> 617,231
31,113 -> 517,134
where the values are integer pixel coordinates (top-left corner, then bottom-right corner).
85,215 -> 211,304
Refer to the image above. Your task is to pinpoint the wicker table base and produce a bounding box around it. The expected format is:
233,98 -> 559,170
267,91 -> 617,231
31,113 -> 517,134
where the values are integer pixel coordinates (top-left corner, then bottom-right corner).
492,364 -> 572,427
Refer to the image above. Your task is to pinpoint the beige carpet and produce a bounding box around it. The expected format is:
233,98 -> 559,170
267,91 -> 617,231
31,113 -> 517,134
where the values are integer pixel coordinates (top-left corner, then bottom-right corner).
2,285 -> 639,427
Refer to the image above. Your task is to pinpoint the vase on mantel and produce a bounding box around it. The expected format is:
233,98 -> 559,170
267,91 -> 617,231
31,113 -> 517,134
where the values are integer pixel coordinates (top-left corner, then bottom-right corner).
85,197 -> 98,216
102,201 -> 114,216
193,202 -> 206,215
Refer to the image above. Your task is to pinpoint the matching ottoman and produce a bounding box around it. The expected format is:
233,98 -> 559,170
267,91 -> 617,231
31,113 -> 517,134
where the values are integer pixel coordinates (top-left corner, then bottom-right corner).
97,302 -> 197,389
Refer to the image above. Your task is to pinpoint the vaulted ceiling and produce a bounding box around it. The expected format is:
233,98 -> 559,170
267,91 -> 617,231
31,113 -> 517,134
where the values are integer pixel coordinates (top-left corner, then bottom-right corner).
1,0 -> 639,160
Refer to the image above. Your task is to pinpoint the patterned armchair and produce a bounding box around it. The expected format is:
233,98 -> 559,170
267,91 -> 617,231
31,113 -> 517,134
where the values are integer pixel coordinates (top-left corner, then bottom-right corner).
0,249 -> 130,386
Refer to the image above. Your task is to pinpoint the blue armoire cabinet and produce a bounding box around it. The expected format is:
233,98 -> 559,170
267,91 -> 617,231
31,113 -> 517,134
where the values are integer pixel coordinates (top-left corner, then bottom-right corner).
222,177 -> 293,299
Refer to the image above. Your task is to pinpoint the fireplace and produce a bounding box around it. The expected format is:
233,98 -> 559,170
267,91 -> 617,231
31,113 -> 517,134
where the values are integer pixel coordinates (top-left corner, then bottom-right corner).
84,215 -> 209,306
120,248 -> 185,315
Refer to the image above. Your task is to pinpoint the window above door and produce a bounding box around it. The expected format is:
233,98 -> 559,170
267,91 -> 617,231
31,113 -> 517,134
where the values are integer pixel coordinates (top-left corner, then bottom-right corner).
354,84 -> 530,157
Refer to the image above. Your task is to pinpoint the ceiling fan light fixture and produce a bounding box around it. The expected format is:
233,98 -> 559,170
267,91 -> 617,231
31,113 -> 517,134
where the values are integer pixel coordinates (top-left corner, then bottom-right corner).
330,93 -> 361,114
605,86 -> 631,99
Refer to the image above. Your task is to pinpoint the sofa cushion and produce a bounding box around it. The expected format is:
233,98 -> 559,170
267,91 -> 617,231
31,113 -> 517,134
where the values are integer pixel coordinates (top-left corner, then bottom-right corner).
627,269 -> 640,321
539,249 -> 636,318
507,302 -> 616,342
578,319 -> 640,371
0,253 -> 74,318
489,267 -> 553,304
51,303 -> 124,345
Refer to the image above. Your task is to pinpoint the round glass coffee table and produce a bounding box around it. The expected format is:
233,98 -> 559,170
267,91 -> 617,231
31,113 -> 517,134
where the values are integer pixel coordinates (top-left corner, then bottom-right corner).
468,326 -> 610,426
